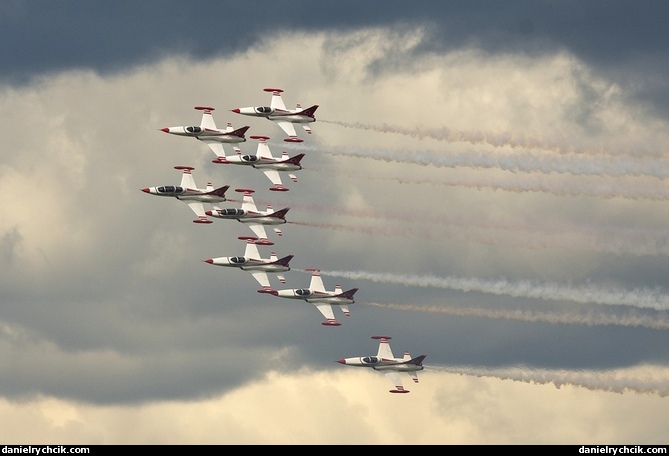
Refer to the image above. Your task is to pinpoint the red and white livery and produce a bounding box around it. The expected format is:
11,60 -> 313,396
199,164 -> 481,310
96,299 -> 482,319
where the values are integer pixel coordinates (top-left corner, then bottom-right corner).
337,336 -> 427,393
141,166 -> 229,224
212,135 -> 304,192
206,188 -> 289,244
272,269 -> 358,327
202,236 -> 293,294
160,106 -> 250,157
231,88 -> 318,143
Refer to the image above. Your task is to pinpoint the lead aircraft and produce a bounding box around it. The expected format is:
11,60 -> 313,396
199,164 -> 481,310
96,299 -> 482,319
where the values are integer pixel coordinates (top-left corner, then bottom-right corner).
141,166 -> 229,224
337,336 -> 427,393
231,88 -> 318,143
206,188 -> 289,244
212,135 -> 304,192
161,106 -> 250,157
202,236 -> 293,294
272,269 -> 358,326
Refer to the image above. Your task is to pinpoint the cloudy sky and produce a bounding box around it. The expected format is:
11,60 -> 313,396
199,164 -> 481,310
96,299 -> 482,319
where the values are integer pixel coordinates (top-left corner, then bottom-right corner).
2,0 -> 669,445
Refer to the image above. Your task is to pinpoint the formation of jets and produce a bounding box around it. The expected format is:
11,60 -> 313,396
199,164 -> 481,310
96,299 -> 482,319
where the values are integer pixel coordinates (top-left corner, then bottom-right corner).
145,88 -> 426,393
338,336 -> 427,393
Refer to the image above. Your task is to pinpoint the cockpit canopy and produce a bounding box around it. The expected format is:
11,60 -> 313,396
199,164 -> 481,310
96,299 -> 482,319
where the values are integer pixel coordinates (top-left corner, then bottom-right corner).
254,106 -> 273,114
157,186 -> 184,194
241,155 -> 260,163
295,289 -> 312,297
218,208 -> 246,216
362,356 -> 379,365
230,256 -> 246,264
185,126 -> 203,134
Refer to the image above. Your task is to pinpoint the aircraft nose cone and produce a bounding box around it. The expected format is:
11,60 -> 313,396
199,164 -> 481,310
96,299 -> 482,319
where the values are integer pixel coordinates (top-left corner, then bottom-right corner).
140,188 -> 150,193
160,127 -> 169,133
337,359 -> 346,364
203,259 -> 213,264
231,108 -> 240,113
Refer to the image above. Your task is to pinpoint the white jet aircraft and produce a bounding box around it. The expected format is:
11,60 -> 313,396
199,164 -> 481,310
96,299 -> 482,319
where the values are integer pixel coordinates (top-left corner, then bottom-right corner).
206,188 -> 289,244
273,269 -> 358,327
141,166 -> 229,224
337,336 -> 427,393
212,135 -> 304,192
202,236 -> 293,294
231,88 -> 318,143
160,106 -> 250,157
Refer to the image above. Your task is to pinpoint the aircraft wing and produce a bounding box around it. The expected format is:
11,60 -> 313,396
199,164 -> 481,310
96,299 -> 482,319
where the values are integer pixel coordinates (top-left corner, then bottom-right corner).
240,193 -> 258,212
200,109 -> 217,130
376,338 -> 395,360
185,201 -> 206,218
261,169 -> 283,187
246,222 -> 269,240
275,120 -> 297,139
179,169 -> 197,189
408,371 -> 420,384
313,302 -> 336,321
247,270 -> 271,288
199,139 -> 227,158
383,371 -> 405,391
309,273 -> 326,293
270,91 -> 287,111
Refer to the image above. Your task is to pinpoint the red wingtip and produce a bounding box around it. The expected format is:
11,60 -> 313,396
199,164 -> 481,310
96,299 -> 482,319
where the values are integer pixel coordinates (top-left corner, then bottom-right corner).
322,321 -> 342,327
231,108 -> 241,113
269,185 -> 289,192
284,137 -> 303,143
390,389 -> 410,394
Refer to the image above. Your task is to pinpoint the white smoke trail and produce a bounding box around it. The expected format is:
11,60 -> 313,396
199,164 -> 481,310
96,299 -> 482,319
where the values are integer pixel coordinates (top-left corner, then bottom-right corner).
356,301 -> 669,330
319,119 -> 667,158
289,220 -> 669,257
318,145 -> 669,180
426,364 -> 669,396
312,269 -> 669,311
306,167 -> 669,201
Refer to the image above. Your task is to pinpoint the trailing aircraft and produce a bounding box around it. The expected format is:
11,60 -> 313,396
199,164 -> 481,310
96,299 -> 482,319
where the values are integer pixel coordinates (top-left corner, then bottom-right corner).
206,188 -> 289,244
337,335 -> 426,393
231,88 -> 318,143
212,135 -> 304,192
160,106 -> 250,156
141,166 -> 228,224
202,236 -> 293,293
272,269 -> 357,326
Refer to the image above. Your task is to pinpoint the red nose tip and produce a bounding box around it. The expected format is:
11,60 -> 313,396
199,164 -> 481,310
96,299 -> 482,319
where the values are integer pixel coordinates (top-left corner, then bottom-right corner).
203,259 -> 213,264
140,188 -> 150,193
231,108 -> 240,113
337,359 -> 346,364
160,127 -> 169,132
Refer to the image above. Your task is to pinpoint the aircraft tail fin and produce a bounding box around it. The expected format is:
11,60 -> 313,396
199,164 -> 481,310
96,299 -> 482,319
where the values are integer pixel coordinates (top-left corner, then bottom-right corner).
207,185 -> 230,198
285,153 -> 305,166
407,355 -> 427,366
339,288 -> 358,301
229,125 -> 250,138
299,105 -> 319,117
270,208 -> 290,219
273,254 -> 294,267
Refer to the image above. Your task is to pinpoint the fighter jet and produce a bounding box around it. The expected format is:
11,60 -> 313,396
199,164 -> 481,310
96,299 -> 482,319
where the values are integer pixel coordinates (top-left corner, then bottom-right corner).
141,166 -> 229,224
272,269 -> 357,326
337,336 -> 427,393
212,135 -> 304,192
231,88 -> 318,143
206,188 -> 289,244
160,106 -> 250,157
202,236 -> 293,294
